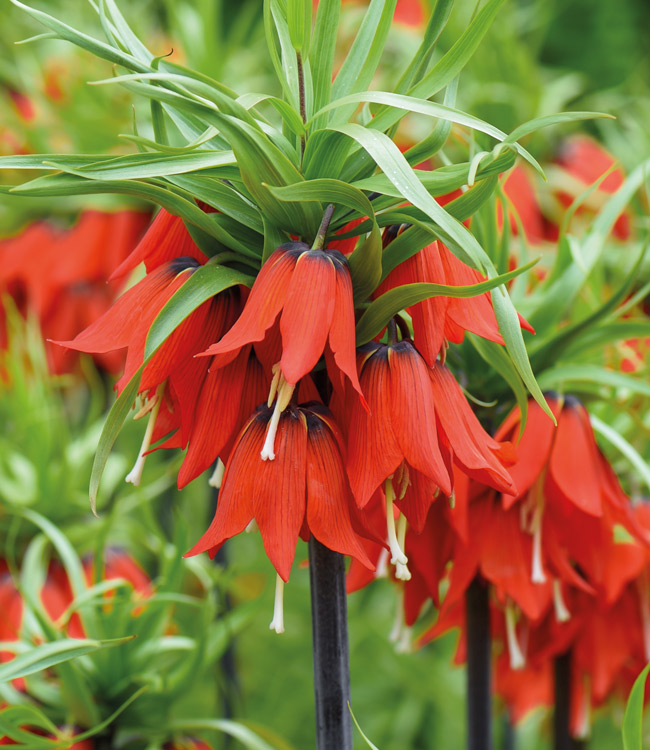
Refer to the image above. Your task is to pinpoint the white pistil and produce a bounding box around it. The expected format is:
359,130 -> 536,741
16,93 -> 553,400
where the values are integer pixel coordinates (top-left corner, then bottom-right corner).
395,512 -> 411,582
385,479 -> 410,580
553,579 -> 571,622
208,458 -> 225,489
125,383 -> 165,486
269,574 -> 285,634
375,548 -> 389,579
261,371 -> 295,461
505,601 -> 525,670
574,677 -> 591,740
529,483 -> 546,584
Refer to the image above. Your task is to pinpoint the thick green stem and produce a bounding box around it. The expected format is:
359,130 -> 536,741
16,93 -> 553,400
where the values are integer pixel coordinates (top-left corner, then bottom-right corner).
312,204 -> 336,250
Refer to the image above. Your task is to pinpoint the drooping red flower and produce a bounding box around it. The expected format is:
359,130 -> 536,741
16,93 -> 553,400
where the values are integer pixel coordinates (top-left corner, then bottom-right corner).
202,242 -> 363,398
109,208 -> 209,282
376,239 -> 534,367
186,402 -> 375,583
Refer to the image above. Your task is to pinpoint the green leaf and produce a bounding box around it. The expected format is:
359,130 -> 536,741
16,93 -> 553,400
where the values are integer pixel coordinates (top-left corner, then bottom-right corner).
468,334 -> 529,432
266,178 -> 374,219
537,365 -> 650,398
355,259 -> 538,346
237,93 -> 305,136
349,222 -> 382,302
505,111 -> 614,145
89,264 -> 250,511
368,0 -> 507,135
349,702 -> 381,750
168,719 -> 276,750
287,0 -> 312,53
0,637 -> 133,683
394,0 -> 454,94
43,151 -> 236,180
309,0 -> 341,128
623,662 -> 650,750
330,0 -> 397,124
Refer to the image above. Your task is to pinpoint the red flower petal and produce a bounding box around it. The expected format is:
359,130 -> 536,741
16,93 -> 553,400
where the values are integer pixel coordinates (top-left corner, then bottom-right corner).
389,342 -> 451,494
280,250 -> 336,385
305,410 -> 373,569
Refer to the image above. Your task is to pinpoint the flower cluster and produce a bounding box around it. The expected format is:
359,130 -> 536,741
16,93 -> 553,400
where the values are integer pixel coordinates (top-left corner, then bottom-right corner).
352,393 -> 649,738
56,207 -> 532,630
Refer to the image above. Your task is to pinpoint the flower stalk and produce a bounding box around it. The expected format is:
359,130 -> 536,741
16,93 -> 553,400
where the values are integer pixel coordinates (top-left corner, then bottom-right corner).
308,536 -> 353,750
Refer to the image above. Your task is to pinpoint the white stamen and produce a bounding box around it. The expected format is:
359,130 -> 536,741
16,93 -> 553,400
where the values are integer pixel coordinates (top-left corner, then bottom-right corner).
553,579 -> 571,622
529,487 -> 546,584
505,601 -> 525,670
395,512 -> 411,581
574,677 -> 591,740
261,399 -> 283,461
385,479 -> 410,580
261,375 -> 295,461
269,574 -> 285,634
208,458 -> 225,489
395,625 -> 413,654
125,383 -> 165,486
245,518 -> 259,534
375,548 -> 390,579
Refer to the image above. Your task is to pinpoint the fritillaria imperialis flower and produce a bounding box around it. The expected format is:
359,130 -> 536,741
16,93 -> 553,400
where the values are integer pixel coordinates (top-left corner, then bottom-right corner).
343,337 -> 514,581
186,402 -> 375,631
109,207 -> 209,282
377,239 -> 534,366
56,258 -> 241,485
201,241 -> 364,461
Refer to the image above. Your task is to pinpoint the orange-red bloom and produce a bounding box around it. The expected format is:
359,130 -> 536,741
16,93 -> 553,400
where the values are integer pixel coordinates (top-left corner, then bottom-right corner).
186,402 -> 374,582
201,243 -> 362,398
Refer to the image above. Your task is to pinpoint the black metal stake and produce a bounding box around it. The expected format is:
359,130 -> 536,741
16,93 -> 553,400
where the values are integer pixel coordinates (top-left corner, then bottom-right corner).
308,537 -> 353,750
554,651 -> 572,750
466,576 -> 492,750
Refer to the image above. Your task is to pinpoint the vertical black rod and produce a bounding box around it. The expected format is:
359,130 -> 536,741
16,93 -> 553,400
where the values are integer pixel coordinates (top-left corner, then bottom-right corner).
308,537 -> 353,750
554,651 -> 572,750
466,576 -> 492,750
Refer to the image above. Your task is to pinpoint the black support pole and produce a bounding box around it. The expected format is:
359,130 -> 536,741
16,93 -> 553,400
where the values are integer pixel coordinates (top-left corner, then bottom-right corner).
554,651 -> 572,750
466,576 -> 492,750
308,537 -> 353,750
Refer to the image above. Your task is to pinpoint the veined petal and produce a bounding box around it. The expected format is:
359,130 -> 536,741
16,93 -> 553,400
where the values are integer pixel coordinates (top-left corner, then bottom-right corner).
327,256 -> 367,404
184,411 -> 263,558
203,245 -> 301,357
500,397 -> 561,508
177,349 -> 249,488
346,346 -> 403,507
549,399 -> 602,516
109,209 -> 207,281
389,343 -> 451,495
305,409 -> 373,569
280,250 -> 336,385
253,407 -> 308,581
430,363 -> 514,494
439,243 -> 504,345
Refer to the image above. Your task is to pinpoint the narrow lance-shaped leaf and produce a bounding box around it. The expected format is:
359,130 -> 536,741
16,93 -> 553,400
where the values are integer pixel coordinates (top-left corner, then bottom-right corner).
329,122 -> 552,420
0,637 -> 135,684
622,662 -> 650,750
